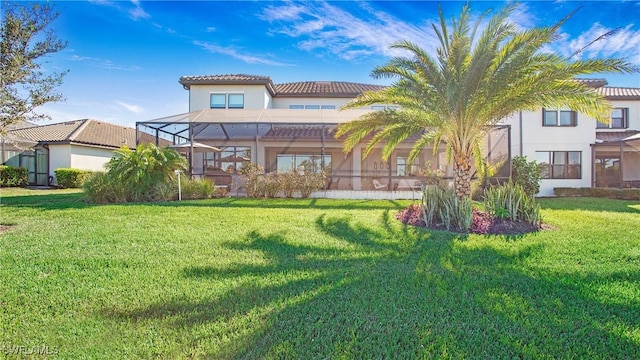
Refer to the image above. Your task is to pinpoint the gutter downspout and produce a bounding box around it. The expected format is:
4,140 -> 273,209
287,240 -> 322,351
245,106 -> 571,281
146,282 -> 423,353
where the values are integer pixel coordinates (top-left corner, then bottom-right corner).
519,111 -> 523,156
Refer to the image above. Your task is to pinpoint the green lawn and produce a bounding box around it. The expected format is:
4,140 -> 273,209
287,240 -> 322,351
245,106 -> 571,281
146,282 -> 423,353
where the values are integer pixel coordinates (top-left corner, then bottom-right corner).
1,188 -> 639,358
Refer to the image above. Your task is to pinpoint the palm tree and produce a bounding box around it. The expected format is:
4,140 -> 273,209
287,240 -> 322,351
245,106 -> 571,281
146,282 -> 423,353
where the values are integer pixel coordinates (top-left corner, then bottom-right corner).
336,3 -> 636,198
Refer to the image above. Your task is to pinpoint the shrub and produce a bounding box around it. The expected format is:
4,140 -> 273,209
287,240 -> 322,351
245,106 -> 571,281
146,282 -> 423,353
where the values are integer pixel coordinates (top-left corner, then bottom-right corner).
83,172 -> 127,204
554,187 -> 640,200
180,178 -> 214,200
240,162 -> 264,198
511,155 -> 542,197
82,144 -> 187,203
104,144 -> 187,202
54,168 -> 91,188
483,182 -> 541,225
298,171 -> 325,198
0,165 -> 28,187
263,172 -> 281,198
279,171 -> 299,198
421,186 -> 473,232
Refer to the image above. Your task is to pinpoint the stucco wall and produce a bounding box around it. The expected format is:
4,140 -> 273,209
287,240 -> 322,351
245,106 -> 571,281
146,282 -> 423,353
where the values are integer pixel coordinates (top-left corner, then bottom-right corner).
188,84 -> 271,111
48,145 -> 72,178
69,145 -> 115,172
504,109 -> 596,196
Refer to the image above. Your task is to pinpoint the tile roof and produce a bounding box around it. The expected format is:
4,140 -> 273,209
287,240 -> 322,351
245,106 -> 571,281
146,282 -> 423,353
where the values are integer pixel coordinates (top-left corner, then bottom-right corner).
596,130 -> 640,143
179,74 -> 276,94
596,87 -> 640,100
274,81 -> 386,98
576,78 -> 608,88
178,74 -> 386,97
9,119 -> 138,149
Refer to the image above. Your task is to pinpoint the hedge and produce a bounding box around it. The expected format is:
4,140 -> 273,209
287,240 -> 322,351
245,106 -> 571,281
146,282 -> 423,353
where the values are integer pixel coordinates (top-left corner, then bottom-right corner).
0,165 -> 28,187
554,187 -> 640,201
54,168 -> 91,188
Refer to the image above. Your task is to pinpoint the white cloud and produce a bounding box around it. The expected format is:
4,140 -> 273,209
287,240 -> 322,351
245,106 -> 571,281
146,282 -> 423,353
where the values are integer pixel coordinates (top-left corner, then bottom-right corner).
68,54 -> 142,71
115,101 -> 145,115
192,40 -> 292,66
261,2 -> 306,21
553,23 -> 640,64
129,0 -> 150,21
259,1 -> 437,61
206,26 -> 216,33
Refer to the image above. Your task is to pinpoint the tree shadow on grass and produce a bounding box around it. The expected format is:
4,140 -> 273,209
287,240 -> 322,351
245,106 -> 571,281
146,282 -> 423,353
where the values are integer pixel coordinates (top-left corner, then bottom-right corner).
0,191 -> 89,210
103,213 -> 640,358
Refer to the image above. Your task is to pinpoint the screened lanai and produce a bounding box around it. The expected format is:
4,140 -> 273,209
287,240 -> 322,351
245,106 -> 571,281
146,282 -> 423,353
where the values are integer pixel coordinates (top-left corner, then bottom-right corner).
136,108 -> 511,195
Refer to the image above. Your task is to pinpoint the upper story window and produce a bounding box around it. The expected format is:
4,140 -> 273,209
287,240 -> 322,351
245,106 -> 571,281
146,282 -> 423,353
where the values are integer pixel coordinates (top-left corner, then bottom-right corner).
228,94 -> 244,109
372,105 -> 400,110
543,109 -> 577,127
210,93 -> 244,109
210,94 -> 226,109
289,105 -> 336,110
597,108 -> 628,129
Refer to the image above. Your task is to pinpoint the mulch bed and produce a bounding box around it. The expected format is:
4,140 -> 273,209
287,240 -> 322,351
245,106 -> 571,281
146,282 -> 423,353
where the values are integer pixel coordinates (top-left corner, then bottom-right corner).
396,204 -> 544,235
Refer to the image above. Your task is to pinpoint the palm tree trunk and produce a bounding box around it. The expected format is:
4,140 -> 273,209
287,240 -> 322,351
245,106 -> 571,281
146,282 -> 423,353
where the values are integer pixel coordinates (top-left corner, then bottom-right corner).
453,154 -> 472,199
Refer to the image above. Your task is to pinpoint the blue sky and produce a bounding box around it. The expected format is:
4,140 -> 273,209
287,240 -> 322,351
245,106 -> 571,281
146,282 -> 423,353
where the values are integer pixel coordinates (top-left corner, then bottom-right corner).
28,0 -> 640,127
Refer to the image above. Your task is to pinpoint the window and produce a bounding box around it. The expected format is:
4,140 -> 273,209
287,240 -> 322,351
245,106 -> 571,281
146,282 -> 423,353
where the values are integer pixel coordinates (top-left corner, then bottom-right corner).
276,154 -> 331,173
543,109 -> 577,126
203,146 -> 251,173
289,104 -> 335,110
396,156 -> 419,176
210,94 -> 226,109
597,108 -> 628,129
228,94 -> 244,109
371,105 -> 400,110
210,93 -> 244,109
535,151 -> 581,179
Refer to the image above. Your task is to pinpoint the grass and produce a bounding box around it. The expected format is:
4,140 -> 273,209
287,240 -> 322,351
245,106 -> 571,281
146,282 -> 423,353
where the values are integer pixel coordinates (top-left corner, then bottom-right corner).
1,188 -> 639,358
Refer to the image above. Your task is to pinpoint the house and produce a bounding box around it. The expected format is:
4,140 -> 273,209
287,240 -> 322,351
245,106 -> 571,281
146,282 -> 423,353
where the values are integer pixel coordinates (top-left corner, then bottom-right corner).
136,74 -> 639,197
4,119 -> 148,186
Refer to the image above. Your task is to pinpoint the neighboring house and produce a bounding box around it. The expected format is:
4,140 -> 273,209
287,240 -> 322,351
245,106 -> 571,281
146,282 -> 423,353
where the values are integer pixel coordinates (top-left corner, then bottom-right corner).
4,119 -> 143,186
136,74 -> 639,197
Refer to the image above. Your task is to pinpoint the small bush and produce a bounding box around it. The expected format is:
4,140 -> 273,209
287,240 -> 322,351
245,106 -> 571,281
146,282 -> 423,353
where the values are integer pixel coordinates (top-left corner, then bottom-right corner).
554,187 -> 640,200
0,165 -> 28,187
483,182 -> 541,225
298,171 -> 325,198
279,171 -> 299,198
263,172 -> 281,198
180,178 -> 215,200
54,168 -> 91,188
511,155 -> 542,197
83,172 -> 127,204
240,162 -> 264,198
421,186 -> 473,232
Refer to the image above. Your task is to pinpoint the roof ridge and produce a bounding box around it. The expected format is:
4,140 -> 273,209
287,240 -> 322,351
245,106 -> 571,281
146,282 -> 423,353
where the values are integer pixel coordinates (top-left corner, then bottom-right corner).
67,119 -> 91,141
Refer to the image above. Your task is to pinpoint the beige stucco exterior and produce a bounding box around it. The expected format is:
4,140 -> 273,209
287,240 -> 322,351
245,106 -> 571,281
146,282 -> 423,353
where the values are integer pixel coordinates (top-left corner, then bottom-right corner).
48,144 -> 116,183
143,77 -> 640,197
